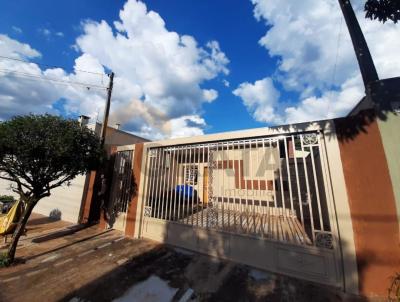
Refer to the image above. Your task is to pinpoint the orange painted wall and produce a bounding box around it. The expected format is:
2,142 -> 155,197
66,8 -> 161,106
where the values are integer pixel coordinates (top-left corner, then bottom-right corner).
335,111 -> 400,297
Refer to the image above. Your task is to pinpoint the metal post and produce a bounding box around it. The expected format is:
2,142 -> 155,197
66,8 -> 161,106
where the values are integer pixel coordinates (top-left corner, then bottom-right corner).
100,72 -> 114,147
338,0 -> 379,89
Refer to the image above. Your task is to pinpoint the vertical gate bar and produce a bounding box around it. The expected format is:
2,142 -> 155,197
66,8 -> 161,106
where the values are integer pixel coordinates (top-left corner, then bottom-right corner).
225,142 -> 229,229
268,138 -> 277,209
119,153 -> 126,214
317,133 -> 334,232
167,147 -> 173,220
122,152 -> 128,212
169,147 -> 173,220
161,149 -> 169,220
124,151 -> 133,213
148,148 -> 157,215
221,141 -> 225,230
196,145 -> 200,227
283,136 -> 295,216
292,135 -> 305,227
256,139 -> 262,234
276,137 -> 286,216
154,148 -> 161,219
214,142 -> 219,228
118,153 -> 125,214
261,138 -> 269,236
192,145 -> 196,227
183,145 -> 188,224
163,148 -> 169,220
249,139 -> 256,234
201,144 -> 208,228
201,144 -> 205,228
243,140 -> 249,233
189,146 -> 194,226
157,148 -> 165,219
310,141 -> 324,232
127,151 -> 133,212
206,144 -> 210,229
232,141 -> 238,230
300,134 -> 316,242
126,151 -> 133,213
238,140 -> 244,231
171,146 -> 177,221
229,141 -> 234,229
264,138 -> 271,237
163,147 -> 171,220
177,146 -> 182,221
153,149 -> 161,218
143,150 -> 150,210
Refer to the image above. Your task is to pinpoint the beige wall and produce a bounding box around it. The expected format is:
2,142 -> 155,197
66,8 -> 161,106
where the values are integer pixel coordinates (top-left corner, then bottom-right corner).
90,123 -> 149,146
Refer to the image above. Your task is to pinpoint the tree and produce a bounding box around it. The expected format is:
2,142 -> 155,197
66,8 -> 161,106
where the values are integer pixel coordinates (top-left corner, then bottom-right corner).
365,0 -> 400,23
0,114 -> 104,263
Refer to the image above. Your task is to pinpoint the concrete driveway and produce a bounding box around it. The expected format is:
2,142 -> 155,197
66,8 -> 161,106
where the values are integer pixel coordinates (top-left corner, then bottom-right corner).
0,215 -> 363,302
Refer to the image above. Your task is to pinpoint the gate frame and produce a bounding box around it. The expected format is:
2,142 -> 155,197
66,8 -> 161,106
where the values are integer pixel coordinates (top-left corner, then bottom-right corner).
133,120 -> 359,294
108,146 -> 135,232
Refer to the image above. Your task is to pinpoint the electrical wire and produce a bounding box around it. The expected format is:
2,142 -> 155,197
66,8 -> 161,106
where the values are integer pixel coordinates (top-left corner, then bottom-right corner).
331,16 -> 343,88
0,69 -> 108,91
0,55 -> 106,76
327,15 -> 344,118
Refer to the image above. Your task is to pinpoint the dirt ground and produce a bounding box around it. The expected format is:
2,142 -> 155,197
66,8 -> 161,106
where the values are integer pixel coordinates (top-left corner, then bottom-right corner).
0,214 -> 368,302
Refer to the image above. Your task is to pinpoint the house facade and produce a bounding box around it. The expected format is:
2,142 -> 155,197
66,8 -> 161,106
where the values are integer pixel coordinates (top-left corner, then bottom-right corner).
84,104 -> 400,299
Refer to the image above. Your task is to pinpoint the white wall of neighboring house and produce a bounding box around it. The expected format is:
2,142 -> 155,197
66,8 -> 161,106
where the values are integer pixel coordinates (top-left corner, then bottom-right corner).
0,122 -> 148,223
33,175 -> 87,223
0,174 -> 86,223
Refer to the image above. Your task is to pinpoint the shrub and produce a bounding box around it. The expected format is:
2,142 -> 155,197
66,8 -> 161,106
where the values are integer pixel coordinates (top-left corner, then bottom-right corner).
0,195 -> 15,204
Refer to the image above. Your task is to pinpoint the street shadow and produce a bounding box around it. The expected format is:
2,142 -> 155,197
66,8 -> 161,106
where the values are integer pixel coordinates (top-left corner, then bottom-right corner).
59,245 -> 192,302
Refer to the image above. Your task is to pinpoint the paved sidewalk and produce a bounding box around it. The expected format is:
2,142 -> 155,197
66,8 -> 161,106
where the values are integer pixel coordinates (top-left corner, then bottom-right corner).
0,214 -> 366,302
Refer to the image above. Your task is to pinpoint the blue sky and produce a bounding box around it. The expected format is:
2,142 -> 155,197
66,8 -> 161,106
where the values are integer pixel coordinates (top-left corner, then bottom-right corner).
0,0 -> 399,139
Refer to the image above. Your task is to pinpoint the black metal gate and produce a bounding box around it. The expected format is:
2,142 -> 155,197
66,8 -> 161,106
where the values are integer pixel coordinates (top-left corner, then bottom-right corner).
108,149 -> 134,229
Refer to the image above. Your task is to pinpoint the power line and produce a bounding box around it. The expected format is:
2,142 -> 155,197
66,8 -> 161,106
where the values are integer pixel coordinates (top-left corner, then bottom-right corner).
331,16 -> 343,88
327,15 -> 344,119
0,69 -> 108,91
0,55 -> 105,76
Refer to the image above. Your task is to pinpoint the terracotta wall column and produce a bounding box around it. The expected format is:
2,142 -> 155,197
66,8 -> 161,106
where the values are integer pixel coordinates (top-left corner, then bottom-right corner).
80,171 -> 97,224
335,110 -> 400,297
125,143 -> 144,237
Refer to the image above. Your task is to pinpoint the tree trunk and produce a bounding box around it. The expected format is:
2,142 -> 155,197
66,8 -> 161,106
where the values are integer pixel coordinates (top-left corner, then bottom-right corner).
6,199 -> 37,263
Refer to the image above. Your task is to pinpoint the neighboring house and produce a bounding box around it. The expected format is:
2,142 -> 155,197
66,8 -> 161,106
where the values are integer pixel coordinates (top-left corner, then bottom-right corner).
0,120 -> 148,223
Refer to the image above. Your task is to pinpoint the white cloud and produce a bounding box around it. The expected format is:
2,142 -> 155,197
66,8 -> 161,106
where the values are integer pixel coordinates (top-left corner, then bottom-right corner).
0,34 -> 40,59
203,89 -> 218,102
0,0 -> 229,139
12,26 -> 22,34
72,0 -> 229,137
241,0 -> 400,124
233,77 -> 281,123
38,28 -> 52,37
222,79 -> 230,87
0,36 -> 107,120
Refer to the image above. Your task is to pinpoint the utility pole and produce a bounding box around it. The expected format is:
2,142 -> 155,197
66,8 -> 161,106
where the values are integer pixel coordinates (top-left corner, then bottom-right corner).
100,72 -> 114,147
338,0 -> 379,90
